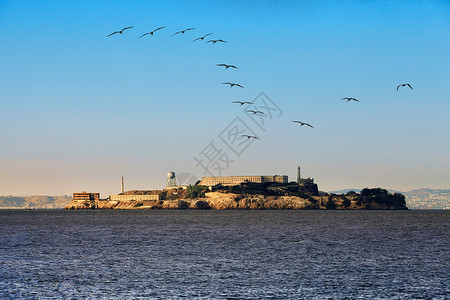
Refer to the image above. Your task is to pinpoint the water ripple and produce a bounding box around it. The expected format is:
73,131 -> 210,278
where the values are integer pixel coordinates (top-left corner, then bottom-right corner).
0,210 -> 448,299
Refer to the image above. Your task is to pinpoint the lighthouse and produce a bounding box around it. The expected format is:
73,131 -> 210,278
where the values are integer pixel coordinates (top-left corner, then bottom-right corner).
297,165 -> 301,184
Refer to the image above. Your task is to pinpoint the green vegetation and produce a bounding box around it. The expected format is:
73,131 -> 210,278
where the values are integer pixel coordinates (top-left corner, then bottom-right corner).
325,196 -> 337,210
185,185 -> 209,199
342,196 -> 351,208
360,188 -> 407,208
213,181 -> 319,197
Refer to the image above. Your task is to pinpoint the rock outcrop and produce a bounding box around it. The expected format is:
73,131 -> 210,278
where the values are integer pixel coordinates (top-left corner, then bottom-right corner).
65,187 -> 407,210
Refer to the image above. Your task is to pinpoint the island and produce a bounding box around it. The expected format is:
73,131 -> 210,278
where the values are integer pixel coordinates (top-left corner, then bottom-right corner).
65,181 -> 408,210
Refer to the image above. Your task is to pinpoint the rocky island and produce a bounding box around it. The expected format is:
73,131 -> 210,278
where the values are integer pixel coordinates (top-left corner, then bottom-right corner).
65,181 -> 408,210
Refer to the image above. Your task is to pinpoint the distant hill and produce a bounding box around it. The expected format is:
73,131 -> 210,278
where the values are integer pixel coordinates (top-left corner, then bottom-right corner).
328,188 -> 450,210
402,189 -> 450,210
0,196 -> 72,209
328,188 -> 362,194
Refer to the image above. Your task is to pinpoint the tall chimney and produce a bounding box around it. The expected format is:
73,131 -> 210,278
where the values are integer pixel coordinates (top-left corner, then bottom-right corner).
121,176 -> 124,194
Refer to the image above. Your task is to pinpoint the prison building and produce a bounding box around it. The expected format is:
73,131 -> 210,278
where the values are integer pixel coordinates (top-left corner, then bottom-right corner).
200,175 -> 288,186
122,190 -> 160,195
109,194 -> 159,201
73,192 -> 100,204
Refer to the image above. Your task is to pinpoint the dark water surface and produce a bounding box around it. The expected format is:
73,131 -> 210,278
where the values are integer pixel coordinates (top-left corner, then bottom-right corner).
0,210 -> 448,299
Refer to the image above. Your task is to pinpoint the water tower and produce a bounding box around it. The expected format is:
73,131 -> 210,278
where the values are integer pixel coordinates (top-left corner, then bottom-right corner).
167,171 -> 177,187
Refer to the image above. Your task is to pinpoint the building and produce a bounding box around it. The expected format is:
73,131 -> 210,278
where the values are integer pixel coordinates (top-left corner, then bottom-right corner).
73,192 -> 100,205
109,194 -> 159,201
200,175 -> 288,186
109,190 -> 160,201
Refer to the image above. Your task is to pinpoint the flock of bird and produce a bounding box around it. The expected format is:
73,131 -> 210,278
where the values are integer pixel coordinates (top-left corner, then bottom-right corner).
107,25 -> 414,141
107,26 -> 227,44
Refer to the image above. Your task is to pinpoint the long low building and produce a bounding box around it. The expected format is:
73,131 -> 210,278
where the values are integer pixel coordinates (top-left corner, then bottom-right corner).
109,194 -> 159,201
200,175 -> 288,186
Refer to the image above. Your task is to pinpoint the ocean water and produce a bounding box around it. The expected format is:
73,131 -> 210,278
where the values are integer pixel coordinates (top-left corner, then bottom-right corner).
0,210 -> 448,299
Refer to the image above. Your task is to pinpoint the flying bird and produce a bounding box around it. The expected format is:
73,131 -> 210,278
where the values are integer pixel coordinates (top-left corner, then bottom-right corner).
217,64 -> 238,70
241,135 -> 259,140
341,97 -> 360,102
172,28 -> 196,36
138,26 -> 165,39
107,26 -> 134,37
232,101 -> 253,106
191,33 -> 214,42
222,82 -> 244,88
292,121 -> 314,128
397,83 -> 413,91
246,110 -> 264,115
206,39 -> 227,44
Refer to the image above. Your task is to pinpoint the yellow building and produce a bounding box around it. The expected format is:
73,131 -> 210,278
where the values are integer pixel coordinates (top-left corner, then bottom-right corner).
72,191 -> 100,205
200,175 -> 288,186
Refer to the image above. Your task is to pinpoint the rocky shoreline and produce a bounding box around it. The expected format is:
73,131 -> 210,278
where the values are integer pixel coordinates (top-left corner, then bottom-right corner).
65,191 -> 408,210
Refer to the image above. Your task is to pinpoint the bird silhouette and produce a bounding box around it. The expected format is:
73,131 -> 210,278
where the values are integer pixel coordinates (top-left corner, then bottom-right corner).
171,28 -> 196,36
341,97 -> 360,102
217,64 -> 238,69
241,135 -> 259,140
246,110 -> 264,115
191,33 -> 214,42
397,83 -> 413,91
107,26 -> 134,37
232,101 -> 253,106
292,121 -> 314,128
222,82 -> 244,88
138,26 -> 165,39
206,39 -> 227,44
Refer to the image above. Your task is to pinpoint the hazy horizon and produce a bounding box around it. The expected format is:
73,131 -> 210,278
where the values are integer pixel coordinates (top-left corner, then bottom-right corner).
1,1 -> 449,196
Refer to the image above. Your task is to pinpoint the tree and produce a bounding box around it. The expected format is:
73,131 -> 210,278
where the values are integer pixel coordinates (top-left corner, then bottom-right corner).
342,196 -> 351,208
186,185 -> 209,199
325,196 -> 336,210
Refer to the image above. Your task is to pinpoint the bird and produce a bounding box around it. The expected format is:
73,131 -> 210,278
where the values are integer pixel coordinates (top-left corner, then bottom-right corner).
397,83 -> 413,91
206,39 -> 227,44
107,26 -> 134,37
341,97 -> 360,102
222,82 -> 244,88
246,110 -> 264,115
241,135 -> 259,140
171,28 -> 196,36
138,26 -> 165,39
191,33 -> 214,42
232,101 -> 253,106
292,121 -> 314,128
217,64 -> 238,70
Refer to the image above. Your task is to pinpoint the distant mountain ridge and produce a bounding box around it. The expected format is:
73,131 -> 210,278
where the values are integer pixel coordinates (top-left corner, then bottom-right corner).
328,188 -> 450,210
0,195 -> 72,209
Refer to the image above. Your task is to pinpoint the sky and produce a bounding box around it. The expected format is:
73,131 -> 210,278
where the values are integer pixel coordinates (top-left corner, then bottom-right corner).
1,0 -> 449,196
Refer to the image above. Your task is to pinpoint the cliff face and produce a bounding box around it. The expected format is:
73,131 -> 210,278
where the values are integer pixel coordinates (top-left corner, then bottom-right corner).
64,193 -> 315,210
65,189 -> 407,210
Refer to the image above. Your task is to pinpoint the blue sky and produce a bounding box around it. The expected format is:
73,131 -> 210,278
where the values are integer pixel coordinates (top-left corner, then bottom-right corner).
1,0 -> 449,195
